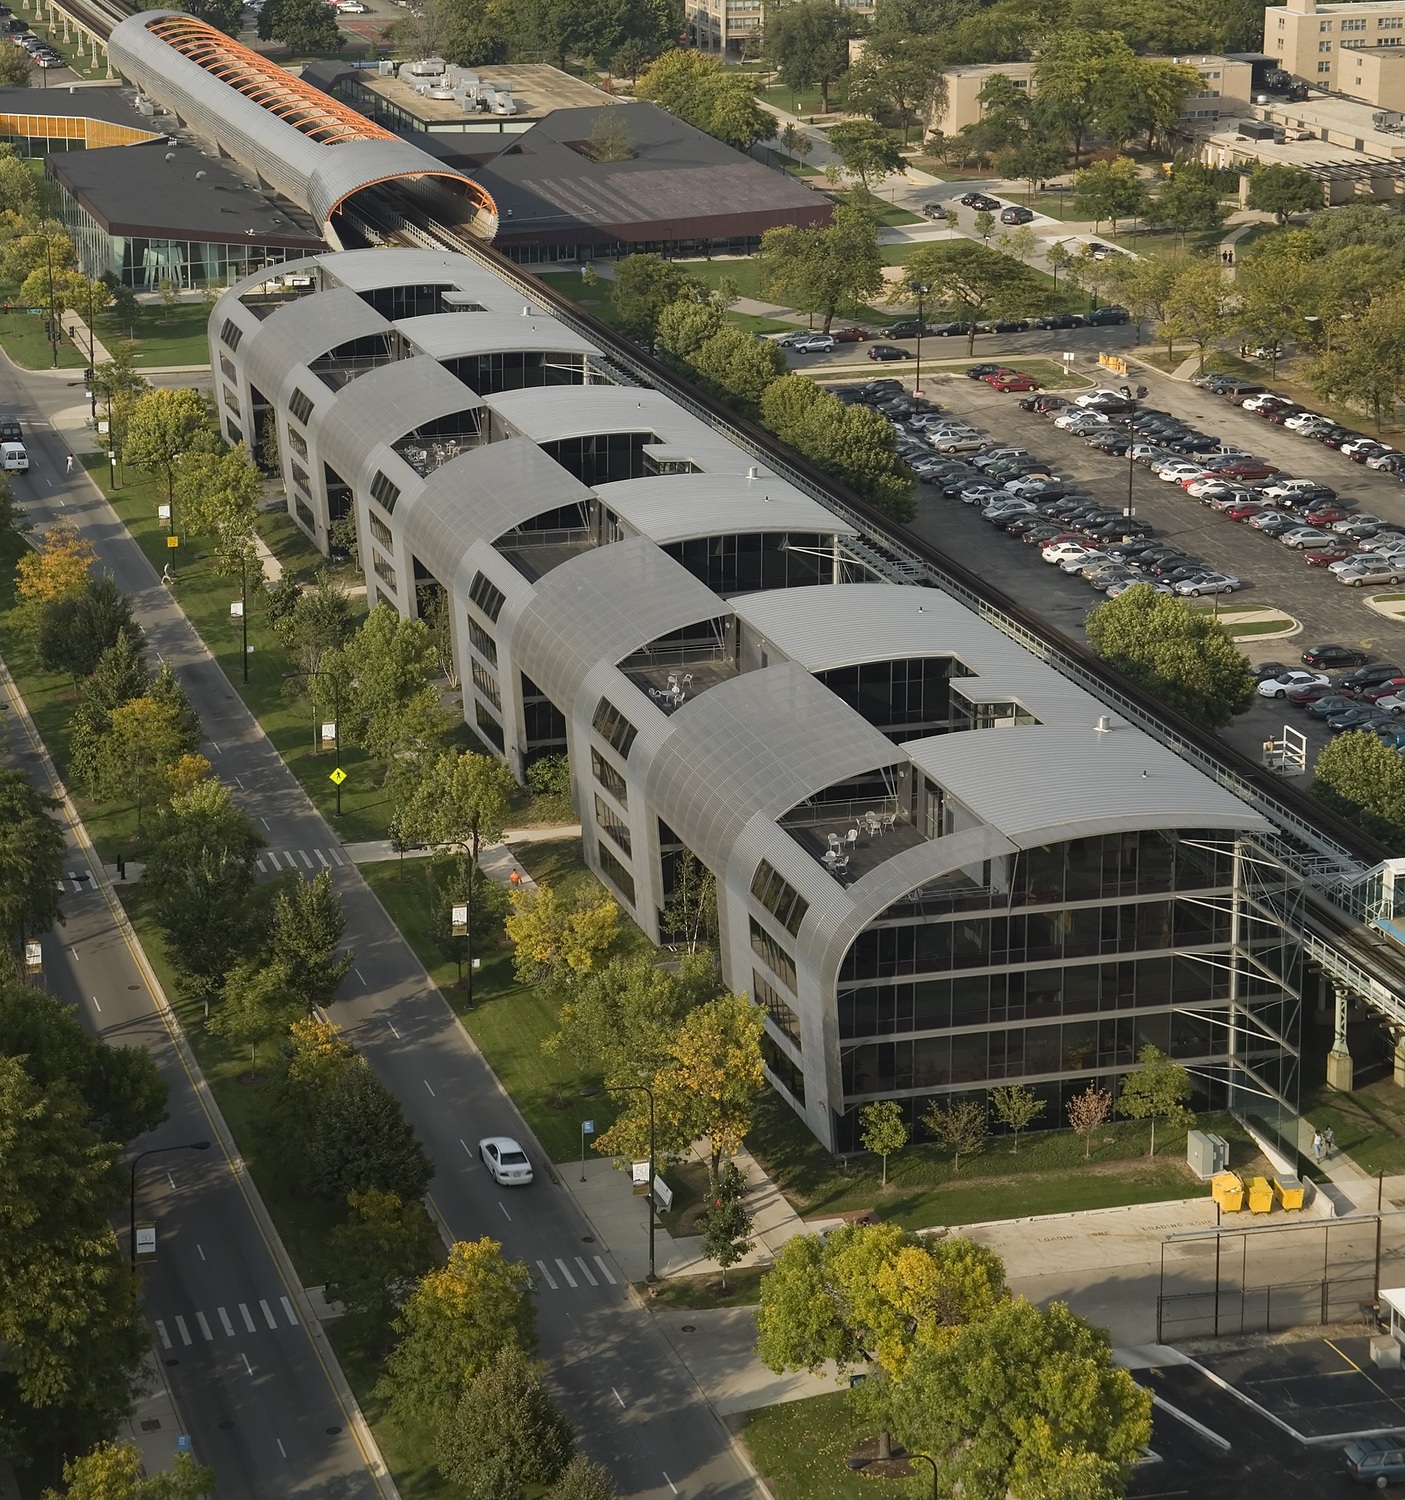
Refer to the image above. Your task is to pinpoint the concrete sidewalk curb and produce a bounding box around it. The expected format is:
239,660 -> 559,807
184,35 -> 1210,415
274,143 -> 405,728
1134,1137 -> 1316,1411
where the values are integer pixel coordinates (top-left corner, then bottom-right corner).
0,654 -> 402,1500
1150,1392 -> 1233,1451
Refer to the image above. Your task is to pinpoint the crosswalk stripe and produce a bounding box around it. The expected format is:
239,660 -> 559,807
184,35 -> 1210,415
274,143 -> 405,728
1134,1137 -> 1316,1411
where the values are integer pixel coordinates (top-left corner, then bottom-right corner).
256,857 -> 266,873
218,1306 -> 235,1337
314,849 -> 330,868
260,1299 -> 278,1329
69,877 -> 83,892
554,1258 -> 578,1288
593,1256 -> 617,1285
299,850 -> 314,869
280,1296 -> 298,1326
176,1315 -> 193,1347
264,851 -> 281,870
195,1312 -> 212,1341
575,1256 -> 598,1287
155,1320 -> 172,1350
535,1259 -> 559,1290
239,1302 -> 256,1333
327,847 -> 343,866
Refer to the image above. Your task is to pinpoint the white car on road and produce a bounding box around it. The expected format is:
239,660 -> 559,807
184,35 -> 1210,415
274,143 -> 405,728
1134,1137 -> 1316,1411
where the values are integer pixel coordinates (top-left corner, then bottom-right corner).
479,1136 -> 534,1186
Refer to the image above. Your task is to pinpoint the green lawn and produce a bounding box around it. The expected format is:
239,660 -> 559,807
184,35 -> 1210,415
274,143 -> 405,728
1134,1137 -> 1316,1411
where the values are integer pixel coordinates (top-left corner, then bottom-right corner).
829,191 -> 923,228
742,1392 -> 873,1500
1303,1078 -> 1405,1175
0,300 -> 214,372
23,21 -> 108,78
359,838 -> 655,1162
643,1265 -> 768,1309
747,1092 -> 1255,1230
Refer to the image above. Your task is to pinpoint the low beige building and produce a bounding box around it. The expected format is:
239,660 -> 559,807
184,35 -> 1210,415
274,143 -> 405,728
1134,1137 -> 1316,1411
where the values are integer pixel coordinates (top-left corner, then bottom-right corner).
932,55 -> 1255,138
689,0 -> 874,58
1263,0 -> 1405,103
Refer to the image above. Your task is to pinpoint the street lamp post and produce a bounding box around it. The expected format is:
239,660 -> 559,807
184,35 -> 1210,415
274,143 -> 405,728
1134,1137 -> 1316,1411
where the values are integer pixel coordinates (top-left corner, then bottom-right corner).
129,1140 -> 211,1272
84,278 -> 97,419
906,1452 -> 938,1500
605,1078 -> 657,1282
289,668 -> 342,816
238,546 -> 249,685
908,280 -> 931,398
1125,392 -> 1140,519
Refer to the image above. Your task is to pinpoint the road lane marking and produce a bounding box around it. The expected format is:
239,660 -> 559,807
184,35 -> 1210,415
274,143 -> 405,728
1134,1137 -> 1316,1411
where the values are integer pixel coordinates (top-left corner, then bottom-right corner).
299,850 -> 313,869
260,816 -> 270,830
387,1020 -> 400,1039
536,1259 -> 559,1289
423,1079 -> 435,1097
277,1439 -> 287,1458
196,1312 -> 212,1341
91,994 -> 100,1013
575,1257 -> 598,1287
208,741 -> 221,755
328,847 -> 343,865
156,1320 -> 172,1350
239,1303 -> 256,1333
460,1138 -> 473,1157
663,1473 -> 677,1494
218,1306 -> 235,1337
234,776 -> 244,791
280,1296 -> 298,1326
594,1256 -> 617,1285
355,967 -> 367,985
197,1244 -> 206,1261
242,1352 -> 252,1376
264,851 -> 280,870
315,849 -> 330,867
260,1299 -> 277,1329
554,1258 -> 577,1288
176,1316 -> 193,1347
256,858 -> 266,873
167,1172 -> 176,1189
612,1387 -> 625,1408
499,1201 -> 511,1221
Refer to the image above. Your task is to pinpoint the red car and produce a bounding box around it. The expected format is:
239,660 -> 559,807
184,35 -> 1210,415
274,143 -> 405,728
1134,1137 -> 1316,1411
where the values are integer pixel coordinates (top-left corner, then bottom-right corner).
1288,682 -> 1359,706
832,327 -> 870,342
988,374 -> 1042,392
1305,548 -> 1352,567
1362,677 -> 1405,702
1226,503 -> 1265,520
1219,461 -> 1279,479
1303,506 -> 1351,526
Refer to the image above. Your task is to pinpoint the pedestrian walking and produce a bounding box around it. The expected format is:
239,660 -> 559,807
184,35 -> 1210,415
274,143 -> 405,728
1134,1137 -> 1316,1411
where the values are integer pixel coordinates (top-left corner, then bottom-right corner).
1324,1125 -> 1335,1158
1228,249 -> 1235,266
64,453 -> 73,474
1312,1130 -> 1324,1163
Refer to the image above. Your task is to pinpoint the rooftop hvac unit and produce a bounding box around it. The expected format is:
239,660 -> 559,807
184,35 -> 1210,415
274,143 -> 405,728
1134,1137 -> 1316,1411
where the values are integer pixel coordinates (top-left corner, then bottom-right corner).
135,99 -> 155,116
378,59 -> 396,76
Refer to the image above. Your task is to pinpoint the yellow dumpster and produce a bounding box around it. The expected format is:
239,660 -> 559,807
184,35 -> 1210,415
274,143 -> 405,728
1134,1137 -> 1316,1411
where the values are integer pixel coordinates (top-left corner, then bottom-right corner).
1212,1171 -> 1244,1212
1274,1175 -> 1306,1211
1248,1175 -> 1274,1213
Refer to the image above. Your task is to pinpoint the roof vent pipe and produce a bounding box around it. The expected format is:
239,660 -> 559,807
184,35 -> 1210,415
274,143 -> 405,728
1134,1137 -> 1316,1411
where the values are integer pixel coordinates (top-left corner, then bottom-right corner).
746,466 -> 757,481
1094,714 -> 1113,733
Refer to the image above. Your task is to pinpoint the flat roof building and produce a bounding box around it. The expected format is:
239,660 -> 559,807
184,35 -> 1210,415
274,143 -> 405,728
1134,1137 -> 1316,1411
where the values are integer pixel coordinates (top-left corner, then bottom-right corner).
210,247 -> 1304,1158
1264,0 -> 1405,105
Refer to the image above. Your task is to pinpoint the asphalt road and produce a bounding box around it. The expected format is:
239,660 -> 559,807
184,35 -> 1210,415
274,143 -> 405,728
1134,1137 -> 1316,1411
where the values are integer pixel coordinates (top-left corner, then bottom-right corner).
1,367 -> 760,1500
786,318 -> 1140,374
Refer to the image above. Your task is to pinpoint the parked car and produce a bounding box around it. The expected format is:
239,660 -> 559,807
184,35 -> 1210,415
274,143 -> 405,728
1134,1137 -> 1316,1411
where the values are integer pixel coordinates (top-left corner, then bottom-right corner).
1305,548 -> 1353,568
1342,663 -> 1405,690
1000,205 -> 1035,225
1258,670 -> 1330,698
959,192 -> 1001,211
1337,562 -> 1404,586
919,203 -> 947,221
966,363 -> 1010,380
1302,644 -> 1370,668
1033,312 -> 1087,330
832,326 -> 870,342
1280,527 -> 1337,550
867,344 -> 911,361
1085,305 -> 1130,325
790,334 -> 835,353
1175,572 -> 1241,596
990,373 -> 1041,392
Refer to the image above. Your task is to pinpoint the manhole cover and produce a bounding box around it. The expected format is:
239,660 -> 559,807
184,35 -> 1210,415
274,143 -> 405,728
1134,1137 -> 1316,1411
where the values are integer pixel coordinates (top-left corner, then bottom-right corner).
326,1426 -> 342,1436
681,1325 -> 696,1333
218,1421 -> 234,1431
141,1419 -> 161,1432
581,1235 -> 595,1243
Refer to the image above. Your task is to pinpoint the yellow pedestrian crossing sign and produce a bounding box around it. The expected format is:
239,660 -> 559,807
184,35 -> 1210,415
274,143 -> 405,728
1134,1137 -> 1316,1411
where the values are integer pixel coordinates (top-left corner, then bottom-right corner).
329,767 -> 346,786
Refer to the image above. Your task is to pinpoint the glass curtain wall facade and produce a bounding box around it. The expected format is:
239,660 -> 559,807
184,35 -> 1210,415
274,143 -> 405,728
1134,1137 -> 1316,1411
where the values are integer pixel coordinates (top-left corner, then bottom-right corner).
832,828 -> 1302,1158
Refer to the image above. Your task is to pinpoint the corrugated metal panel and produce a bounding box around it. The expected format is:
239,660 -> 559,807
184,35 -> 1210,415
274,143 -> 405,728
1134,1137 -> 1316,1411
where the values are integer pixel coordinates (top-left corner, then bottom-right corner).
397,313 -> 597,360
243,287 -> 391,390
596,472 -> 854,545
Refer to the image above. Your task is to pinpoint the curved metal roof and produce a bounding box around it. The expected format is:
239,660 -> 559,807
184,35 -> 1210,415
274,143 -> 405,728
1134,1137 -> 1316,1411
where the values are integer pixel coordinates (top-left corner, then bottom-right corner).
109,12 -> 496,234
396,313 -> 597,361
595,473 -> 854,546
239,286 -> 391,394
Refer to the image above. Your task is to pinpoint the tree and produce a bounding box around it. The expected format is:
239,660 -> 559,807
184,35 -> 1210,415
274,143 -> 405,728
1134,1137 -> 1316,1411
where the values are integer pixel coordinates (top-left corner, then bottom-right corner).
270,870 -> 354,1011
435,1344 -> 575,1499
1308,290 -> 1405,431
636,50 -> 774,149
1071,158 -> 1149,236
2,228 -> 74,288
887,1297 -> 1151,1500
376,1237 -> 536,1433
326,1188 -> 440,1352
174,442 -> 261,568
1067,1085 -> 1111,1159
1094,56 -> 1199,153
826,121 -> 905,190
547,1457 -> 616,1500
763,0 -> 851,112
1004,138 -> 1065,202
1118,1044 -> 1193,1157
15,516 -> 95,632
614,35 -> 657,85
1313,729 -> 1405,843
310,1055 -> 434,1201
859,1099 -> 908,1186
147,663 -> 203,757
1159,256 -> 1231,372
276,573 -> 355,713
610,254 -> 699,350
0,45 -> 32,88
689,326 -> 786,409
37,573 -> 140,681
974,208 -> 995,242
0,767 -> 65,958
756,1222 -> 1007,1382
96,695 -> 189,828
42,1442 -> 216,1499
659,848 -> 717,952
209,955 -> 300,1074
991,1084 -> 1045,1153
657,298 -> 723,361
697,1161 -> 754,1289
842,33 -> 947,146
1034,30 -> 1135,167
756,201 -> 883,334
1247,163 -> 1321,224
68,630 -> 148,794
1102,251 -> 1183,347
122,388 -> 211,515
923,1097 -> 987,1173
1150,169 -> 1228,242
588,107 -> 633,162
1085,587 -> 1254,728
257,0 -> 342,51
506,880 -> 618,986
1046,239 -> 1071,287
903,240 -> 1049,357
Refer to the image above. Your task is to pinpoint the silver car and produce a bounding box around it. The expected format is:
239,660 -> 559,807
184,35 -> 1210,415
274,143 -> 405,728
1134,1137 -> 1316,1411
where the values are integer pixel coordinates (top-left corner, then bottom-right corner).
1338,562 -> 1404,586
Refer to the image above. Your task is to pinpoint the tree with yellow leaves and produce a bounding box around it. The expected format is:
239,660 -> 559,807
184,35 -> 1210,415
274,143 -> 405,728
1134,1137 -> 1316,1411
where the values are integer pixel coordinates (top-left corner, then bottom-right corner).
15,516 -> 95,634
96,694 -> 188,828
165,752 -> 212,798
41,1440 -> 214,1499
505,880 -> 618,986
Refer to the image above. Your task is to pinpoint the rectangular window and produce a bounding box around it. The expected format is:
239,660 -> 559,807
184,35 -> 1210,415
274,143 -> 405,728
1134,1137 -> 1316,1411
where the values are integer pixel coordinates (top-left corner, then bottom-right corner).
288,387 -> 314,424
598,840 -> 636,905
373,550 -> 396,589
368,510 -> 393,550
294,494 -> 315,531
594,794 -> 631,856
750,916 -> 797,992
220,353 -> 237,383
467,616 -> 497,665
754,970 -> 801,1047
1319,39 -> 1333,50
760,1032 -> 805,1103
592,698 -> 638,759
219,317 -> 242,351
290,460 -> 310,493
226,422 -> 242,445
750,859 -> 809,938
370,470 -> 401,515
591,747 -> 626,804
287,426 -> 308,460
1342,17 -> 1365,29
475,700 -> 504,752
1320,18 -> 1332,29
471,658 -> 501,711
1381,16 -> 1402,28
469,570 -> 505,623
1319,59 -> 1332,69
222,385 -> 239,413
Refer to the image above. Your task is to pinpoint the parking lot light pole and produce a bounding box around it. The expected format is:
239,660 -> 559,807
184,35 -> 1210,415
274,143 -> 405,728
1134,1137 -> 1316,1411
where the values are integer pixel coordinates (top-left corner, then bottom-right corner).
907,1453 -> 938,1500
1125,394 -> 1139,519
129,1140 -> 210,1272
909,281 -> 931,397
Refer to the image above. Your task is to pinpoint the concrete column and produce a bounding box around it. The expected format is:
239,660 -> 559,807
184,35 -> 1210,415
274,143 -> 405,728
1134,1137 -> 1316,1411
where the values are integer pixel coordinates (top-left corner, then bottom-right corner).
1327,981 -> 1355,1092
1394,1032 -> 1405,1089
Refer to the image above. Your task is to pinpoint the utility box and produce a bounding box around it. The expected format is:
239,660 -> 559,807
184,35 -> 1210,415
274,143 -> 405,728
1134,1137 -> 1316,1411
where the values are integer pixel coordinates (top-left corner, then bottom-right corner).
1373,1336 -> 1402,1370
1274,1175 -> 1306,1211
1188,1130 -> 1230,1180
1213,1171 -> 1244,1212
1248,1175 -> 1274,1213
